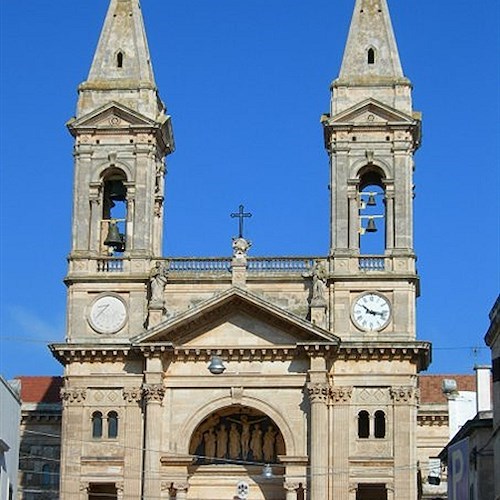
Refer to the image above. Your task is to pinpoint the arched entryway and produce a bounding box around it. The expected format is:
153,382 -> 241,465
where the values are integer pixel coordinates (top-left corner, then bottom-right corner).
186,405 -> 287,500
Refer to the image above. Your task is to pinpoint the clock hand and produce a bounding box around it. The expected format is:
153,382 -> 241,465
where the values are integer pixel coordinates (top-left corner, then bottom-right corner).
95,304 -> 110,319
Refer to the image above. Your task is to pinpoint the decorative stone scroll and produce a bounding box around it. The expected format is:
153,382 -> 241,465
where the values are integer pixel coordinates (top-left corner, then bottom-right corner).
390,386 -> 419,403
330,386 -> 353,404
307,382 -> 329,404
60,387 -> 87,405
142,383 -> 165,403
123,387 -> 142,403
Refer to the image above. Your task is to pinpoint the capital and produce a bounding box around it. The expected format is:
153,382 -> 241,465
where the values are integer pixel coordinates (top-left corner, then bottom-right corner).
142,383 -> 165,403
307,382 -> 329,404
123,387 -> 142,403
60,387 -> 87,405
330,386 -> 353,403
390,386 -> 419,403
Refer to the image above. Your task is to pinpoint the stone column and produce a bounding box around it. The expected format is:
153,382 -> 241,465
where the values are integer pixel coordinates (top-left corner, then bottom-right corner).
390,386 -> 418,499
59,387 -> 87,500
122,387 -> 143,498
173,482 -> 189,500
385,189 -> 394,250
331,386 -> 353,500
307,373 -> 329,499
142,383 -> 165,500
284,482 -> 299,500
348,190 -> 359,250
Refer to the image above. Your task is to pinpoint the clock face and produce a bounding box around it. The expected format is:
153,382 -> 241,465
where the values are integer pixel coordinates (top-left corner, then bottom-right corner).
89,295 -> 127,334
352,293 -> 391,331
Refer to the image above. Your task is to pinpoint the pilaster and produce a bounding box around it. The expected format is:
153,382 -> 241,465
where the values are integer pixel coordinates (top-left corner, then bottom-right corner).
330,386 -> 353,500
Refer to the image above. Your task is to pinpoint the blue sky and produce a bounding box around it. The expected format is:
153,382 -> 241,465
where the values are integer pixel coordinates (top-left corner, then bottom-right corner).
0,1 -> 498,379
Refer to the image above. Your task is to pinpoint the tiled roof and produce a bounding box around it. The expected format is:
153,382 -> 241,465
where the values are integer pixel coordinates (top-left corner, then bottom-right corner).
15,376 -> 63,404
419,374 -> 476,404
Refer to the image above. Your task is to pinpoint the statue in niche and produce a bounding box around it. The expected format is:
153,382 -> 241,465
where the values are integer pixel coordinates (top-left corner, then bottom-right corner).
229,423 -> 241,459
263,425 -> 276,462
203,429 -> 216,459
239,415 -> 251,459
148,261 -> 168,308
250,424 -> 263,461
216,424 -> 228,459
310,260 -> 327,307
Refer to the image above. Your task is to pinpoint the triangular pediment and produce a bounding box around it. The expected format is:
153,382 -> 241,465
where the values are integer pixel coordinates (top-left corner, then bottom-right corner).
132,287 -> 339,348
328,99 -> 417,125
67,102 -> 157,131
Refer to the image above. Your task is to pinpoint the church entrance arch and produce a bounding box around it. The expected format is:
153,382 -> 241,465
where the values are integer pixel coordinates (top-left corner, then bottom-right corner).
186,405 -> 287,500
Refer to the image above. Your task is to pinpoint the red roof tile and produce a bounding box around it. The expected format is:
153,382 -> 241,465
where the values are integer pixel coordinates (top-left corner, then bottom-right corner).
15,376 -> 63,403
419,374 -> 476,404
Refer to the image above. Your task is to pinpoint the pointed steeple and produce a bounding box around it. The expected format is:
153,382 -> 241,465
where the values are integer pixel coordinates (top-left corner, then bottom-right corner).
77,0 -> 163,120
332,0 -> 412,114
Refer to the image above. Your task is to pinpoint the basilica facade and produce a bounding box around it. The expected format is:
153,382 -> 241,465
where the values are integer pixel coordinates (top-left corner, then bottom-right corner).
51,0 -> 431,499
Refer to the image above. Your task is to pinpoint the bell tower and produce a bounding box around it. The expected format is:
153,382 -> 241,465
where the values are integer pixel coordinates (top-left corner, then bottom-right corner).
322,0 -> 421,340
65,0 -> 174,342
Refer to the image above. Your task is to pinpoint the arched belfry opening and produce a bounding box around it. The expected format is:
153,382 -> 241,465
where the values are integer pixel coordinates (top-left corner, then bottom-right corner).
101,169 -> 128,254
189,405 -> 286,465
357,166 -> 387,255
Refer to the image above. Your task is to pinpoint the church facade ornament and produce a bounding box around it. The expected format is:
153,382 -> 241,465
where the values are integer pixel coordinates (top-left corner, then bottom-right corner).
330,386 -> 353,404
60,387 -> 87,405
142,383 -> 165,403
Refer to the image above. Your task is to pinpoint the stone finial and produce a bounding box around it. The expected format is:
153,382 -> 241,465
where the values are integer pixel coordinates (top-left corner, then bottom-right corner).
231,237 -> 251,287
232,237 -> 251,259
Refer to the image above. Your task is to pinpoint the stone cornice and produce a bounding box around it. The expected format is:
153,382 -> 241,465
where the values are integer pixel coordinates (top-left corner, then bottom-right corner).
336,341 -> 431,371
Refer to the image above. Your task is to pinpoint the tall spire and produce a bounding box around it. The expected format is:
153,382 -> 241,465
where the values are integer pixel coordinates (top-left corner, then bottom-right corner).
77,0 -> 163,119
332,0 -> 412,114
339,0 -> 405,82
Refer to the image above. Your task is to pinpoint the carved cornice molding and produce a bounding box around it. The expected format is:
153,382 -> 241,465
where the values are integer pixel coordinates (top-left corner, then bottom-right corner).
142,383 -> 165,403
307,382 -> 329,404
390,386 -> 419,403
61,387 -> 87,405
417,414 -> 448,426
330,386 -> 353,403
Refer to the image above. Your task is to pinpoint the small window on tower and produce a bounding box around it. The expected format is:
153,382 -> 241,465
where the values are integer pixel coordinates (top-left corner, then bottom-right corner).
368,48 -> 375,65
117,52 -> 124,68
358,410 -> 370,438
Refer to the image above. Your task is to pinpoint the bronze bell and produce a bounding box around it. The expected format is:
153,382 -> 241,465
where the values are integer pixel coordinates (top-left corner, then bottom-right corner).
106,180 -> 127,201
367,194 -> 377,206
104,221 -> 125,250
366,218 -> 377,232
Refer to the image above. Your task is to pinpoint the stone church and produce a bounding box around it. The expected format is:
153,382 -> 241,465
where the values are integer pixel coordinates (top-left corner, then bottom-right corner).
50,0 -> 431,498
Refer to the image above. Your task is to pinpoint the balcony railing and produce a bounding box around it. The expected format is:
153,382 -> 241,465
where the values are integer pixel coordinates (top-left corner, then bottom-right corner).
359,256 -> 385,271
247,257 -> 317,273
166,257 -> 231,273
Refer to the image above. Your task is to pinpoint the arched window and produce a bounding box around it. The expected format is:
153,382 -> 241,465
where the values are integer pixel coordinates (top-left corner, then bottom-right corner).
92,411 -> 103,438
358,168 -> 386,256
358,410 -> 370,438
374,410 -> 386,438
107,411 -> 119,439
368,48 -> 375,64
102,170 -> 127,254
41,464 -> 52,487
117,51 -> 124,68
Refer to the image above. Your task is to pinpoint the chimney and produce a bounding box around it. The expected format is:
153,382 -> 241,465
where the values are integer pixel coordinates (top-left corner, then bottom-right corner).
474,365 -> 492,414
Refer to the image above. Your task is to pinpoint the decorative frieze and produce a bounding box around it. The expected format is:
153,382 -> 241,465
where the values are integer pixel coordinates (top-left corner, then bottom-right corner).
142,383 -> 165,403
330,386 -> 353,403
60,387 -> 87,405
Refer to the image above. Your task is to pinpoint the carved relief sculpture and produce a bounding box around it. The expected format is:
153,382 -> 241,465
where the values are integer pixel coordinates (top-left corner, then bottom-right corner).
148,261 -> 168,308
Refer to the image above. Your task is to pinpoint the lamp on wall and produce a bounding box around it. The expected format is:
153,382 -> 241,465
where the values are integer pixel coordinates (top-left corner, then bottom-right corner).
261,464 -> 274,479
208,355 -> 226,375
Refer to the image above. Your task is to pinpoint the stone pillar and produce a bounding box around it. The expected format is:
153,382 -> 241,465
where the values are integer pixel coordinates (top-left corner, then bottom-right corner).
385,189 -> 394,250
390,386 -> 418,499
173,482 -> 189,500
142,382 -> 165,500
284,482 -> 299,500
122,387 -> 143,498
307,356 -> 329,500
348,190 -> 359,250
59,386 -> 87,500
331,386 -> 353,500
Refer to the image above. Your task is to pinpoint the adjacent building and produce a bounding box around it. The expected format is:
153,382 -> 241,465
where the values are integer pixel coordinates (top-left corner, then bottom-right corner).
0,376 -> 21,500
48,0 -> 435,498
